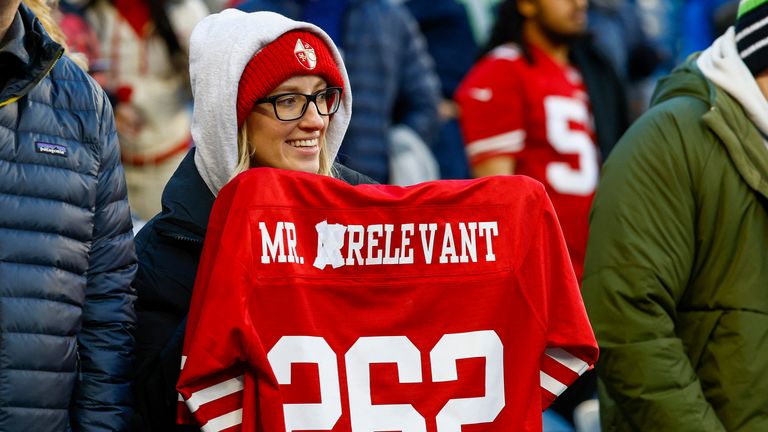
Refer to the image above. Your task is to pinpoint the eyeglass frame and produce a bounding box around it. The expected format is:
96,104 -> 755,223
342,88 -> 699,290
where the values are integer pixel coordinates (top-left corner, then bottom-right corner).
253,86 -> 343,121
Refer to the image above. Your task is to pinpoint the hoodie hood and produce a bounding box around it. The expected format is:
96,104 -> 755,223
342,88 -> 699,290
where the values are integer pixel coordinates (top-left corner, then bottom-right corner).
189,9 -> 353,196
697,27 -> 768,137
650,28 -> 768,198
652,28 -> 768,127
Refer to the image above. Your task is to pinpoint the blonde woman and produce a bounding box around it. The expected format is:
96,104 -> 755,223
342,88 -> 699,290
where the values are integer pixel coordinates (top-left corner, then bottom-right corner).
131,9 -> 373,431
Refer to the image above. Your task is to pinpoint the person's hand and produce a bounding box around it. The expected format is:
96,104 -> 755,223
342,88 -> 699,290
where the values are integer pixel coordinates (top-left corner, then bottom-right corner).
438,99 -> 459,122
115,102 -> 145,141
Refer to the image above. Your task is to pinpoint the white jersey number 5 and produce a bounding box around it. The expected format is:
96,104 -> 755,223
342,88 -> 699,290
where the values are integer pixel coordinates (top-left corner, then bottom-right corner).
544,96 -> 599,196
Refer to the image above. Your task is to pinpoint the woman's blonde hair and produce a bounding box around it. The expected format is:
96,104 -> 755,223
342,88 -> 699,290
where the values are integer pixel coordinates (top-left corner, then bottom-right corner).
23,0 -> 89,71
230,121 -> 335,181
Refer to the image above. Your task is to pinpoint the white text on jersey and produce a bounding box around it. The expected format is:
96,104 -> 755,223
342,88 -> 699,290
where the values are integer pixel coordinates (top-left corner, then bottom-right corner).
258,220 -> 500,269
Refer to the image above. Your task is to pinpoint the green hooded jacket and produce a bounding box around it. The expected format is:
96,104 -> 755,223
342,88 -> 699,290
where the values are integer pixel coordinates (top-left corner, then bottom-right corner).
582,54 -> 768,431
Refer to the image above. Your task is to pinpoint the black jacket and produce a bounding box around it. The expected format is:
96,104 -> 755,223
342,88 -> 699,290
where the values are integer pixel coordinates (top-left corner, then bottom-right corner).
571,38 -> 630,160
132,149 -> 375,431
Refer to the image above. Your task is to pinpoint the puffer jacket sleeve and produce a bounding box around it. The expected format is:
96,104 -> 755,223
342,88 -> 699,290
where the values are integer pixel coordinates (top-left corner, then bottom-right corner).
71,89 -> 138,431
581,97 -> 726,431
392,4 -> 441,147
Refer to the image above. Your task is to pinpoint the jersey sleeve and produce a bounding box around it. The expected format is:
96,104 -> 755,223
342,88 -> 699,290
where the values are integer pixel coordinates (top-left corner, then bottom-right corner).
455,52 -> 525,166
175,185 -> 258,431
518,183 -> 599,410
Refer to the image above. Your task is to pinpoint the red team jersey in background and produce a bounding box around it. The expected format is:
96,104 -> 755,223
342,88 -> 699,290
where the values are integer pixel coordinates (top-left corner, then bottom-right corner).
455,43 -> 599,281
176,168 -> 598,431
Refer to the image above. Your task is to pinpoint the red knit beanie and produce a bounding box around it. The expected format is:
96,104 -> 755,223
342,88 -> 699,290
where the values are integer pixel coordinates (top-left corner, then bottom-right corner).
236,30 -> 344,127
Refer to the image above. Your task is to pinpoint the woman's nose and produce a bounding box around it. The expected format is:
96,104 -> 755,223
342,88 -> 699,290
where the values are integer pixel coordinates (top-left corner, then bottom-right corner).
299,101 -> 326,129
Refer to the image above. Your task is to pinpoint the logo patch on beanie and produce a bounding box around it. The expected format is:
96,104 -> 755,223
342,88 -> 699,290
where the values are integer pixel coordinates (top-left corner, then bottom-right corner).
294,38 -> 317,70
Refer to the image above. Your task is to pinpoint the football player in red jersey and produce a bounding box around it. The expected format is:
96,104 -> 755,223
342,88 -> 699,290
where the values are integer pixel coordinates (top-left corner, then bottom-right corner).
456,0 -> 627,284
455,0 -> 628,427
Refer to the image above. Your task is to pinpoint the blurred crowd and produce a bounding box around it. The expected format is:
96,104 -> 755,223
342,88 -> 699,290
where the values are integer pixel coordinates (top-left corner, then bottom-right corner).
2,0 -> 758,430
47,0 -> 737,224
53,0 -> 737,429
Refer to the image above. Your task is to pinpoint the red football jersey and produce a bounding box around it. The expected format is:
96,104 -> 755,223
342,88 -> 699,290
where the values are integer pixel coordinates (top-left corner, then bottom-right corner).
455,43 -> 599,281
177,168 -> 598,432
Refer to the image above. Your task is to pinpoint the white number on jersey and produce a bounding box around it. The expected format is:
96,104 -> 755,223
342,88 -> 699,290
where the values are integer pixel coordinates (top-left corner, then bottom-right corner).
346,336 -> 427,431
432,331 -> 505,431
544,96 -> 599,196
267,331 -> 506,430
268,336 -> 342,431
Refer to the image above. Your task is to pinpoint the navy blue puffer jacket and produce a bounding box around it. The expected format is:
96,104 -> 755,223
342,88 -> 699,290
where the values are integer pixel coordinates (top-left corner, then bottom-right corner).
0,5 -> 137,431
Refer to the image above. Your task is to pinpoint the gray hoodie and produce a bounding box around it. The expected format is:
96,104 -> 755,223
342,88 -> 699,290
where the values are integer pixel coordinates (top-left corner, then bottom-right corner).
697,26 -> 768,140
189,9 -> 353,196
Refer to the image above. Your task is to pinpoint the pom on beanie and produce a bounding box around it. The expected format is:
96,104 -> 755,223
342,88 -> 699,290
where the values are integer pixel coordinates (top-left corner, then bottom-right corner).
735,0 -> 768,76
236,30 -> 344,126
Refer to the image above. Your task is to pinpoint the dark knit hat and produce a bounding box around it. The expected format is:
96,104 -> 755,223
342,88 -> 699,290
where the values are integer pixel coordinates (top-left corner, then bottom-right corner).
735,0 -> 768,76
236,30 -> 344,127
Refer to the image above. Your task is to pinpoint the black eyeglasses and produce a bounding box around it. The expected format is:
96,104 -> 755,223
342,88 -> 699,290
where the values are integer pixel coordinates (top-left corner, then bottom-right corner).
254,87 -> 342,121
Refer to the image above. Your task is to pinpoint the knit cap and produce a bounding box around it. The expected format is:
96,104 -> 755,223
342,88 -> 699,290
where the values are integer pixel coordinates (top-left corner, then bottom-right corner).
735,0 -> 768,75
236,30 -> 344,126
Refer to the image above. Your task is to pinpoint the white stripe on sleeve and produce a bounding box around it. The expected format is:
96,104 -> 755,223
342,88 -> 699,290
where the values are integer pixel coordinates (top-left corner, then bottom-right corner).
545,347 -> 589,376
202,409 -> 243,432
540,371 -> 568,396
185,375 -> 245,413
466,130 -> 525,158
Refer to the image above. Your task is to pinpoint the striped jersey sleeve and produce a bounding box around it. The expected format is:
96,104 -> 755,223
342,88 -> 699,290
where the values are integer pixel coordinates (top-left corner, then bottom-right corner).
517,183 -> 598,409
176,184 -> 255,431
177,362 -> 245,432
540,347 -> 591,406
455,46 -> 525,165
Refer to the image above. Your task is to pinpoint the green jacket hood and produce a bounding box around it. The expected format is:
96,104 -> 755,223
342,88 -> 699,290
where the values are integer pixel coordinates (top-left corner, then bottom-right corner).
651,55 -> 714,107
651,55 -> 768,199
